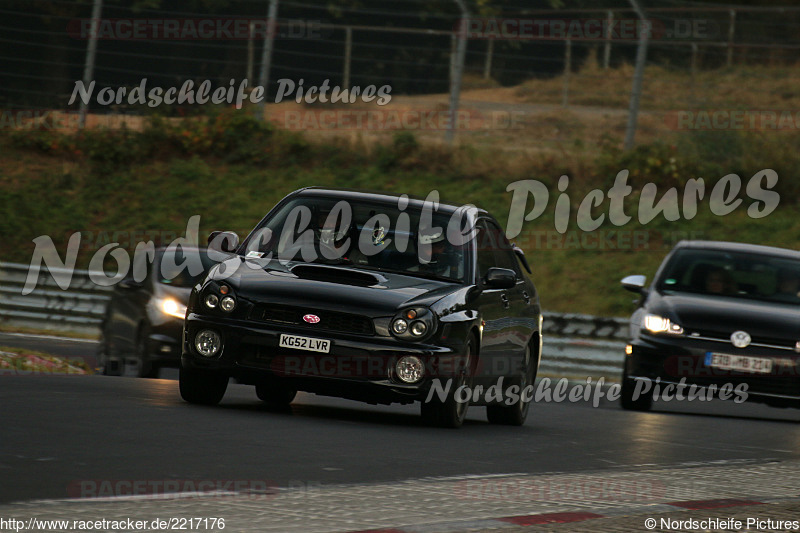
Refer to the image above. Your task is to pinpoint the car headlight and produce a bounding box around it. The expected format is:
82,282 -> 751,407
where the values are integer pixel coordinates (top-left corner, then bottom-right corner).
195,329 -> 222,357
390,308 -> 435,341
204,294 -> 219,309
392,319 -> 409,334
643,314 -> 684,335
410,321 -> 427,336
395,355 -> 425,383
220,295 -> 236,312
160,298 -> 187,319
202,283 -> 238,313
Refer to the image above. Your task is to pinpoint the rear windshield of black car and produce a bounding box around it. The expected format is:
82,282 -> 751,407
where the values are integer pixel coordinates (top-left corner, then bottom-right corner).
656,248 -> 800,304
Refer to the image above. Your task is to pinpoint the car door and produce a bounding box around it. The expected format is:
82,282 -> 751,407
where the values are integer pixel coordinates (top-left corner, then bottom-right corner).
485,219 -> 537,376
473,219 -> 517,382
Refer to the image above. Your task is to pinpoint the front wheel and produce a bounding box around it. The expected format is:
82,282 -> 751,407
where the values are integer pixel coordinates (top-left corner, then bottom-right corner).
135,324 -> 159,378
487,344 -> 537,426
421,337 -> 475,428
97,332 -> 123,376
179,367 -> 228,405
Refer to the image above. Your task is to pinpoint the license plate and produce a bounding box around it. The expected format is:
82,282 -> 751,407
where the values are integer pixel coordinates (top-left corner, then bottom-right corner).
279,334 -> 331,354
705,352 -> 773,374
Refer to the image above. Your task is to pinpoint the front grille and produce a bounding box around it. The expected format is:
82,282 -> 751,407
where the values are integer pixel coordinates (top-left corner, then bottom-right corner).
250,303 -> 375,336
688,328 -> 796,351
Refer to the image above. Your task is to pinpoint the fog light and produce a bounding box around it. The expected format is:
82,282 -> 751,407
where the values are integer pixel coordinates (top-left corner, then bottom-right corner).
205,294 -> 219,309
220,296 -> 236,312
410,321 -> 427,336
395,355 -> 424,383
195,329 -> 221,357
392,319 -> 408,335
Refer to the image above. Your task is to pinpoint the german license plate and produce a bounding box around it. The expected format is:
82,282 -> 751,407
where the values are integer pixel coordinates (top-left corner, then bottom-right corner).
279,334 -> 331,353
705,352 -> 772,374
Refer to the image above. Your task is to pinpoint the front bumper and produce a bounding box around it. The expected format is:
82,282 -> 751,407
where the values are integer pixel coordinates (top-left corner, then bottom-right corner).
146,321 -> 183,366
625,333 -> 800,404
182,313 -> 466,404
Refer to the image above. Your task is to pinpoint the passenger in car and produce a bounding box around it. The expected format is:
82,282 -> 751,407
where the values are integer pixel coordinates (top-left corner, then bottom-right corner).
775,268 -> 800,301
704,267 -> 736,295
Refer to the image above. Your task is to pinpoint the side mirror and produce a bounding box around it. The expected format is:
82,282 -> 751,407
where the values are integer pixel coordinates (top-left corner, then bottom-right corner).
208,231 -> 239,254
621,274 -> 647,293
118,278 -> 143,291
512,243 -> 532,274
484,267 -> 517,290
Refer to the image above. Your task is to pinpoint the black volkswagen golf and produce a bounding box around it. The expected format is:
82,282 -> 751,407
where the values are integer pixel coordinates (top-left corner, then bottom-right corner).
621,240 -> 800,411
180,188 -> 542,427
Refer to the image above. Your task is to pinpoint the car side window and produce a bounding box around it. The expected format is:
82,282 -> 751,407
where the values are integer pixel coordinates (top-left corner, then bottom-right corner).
485,220 -> 521,278
475,221 -> 497,279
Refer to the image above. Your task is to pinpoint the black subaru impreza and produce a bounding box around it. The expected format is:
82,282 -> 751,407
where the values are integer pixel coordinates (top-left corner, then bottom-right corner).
180,188 -> 542,427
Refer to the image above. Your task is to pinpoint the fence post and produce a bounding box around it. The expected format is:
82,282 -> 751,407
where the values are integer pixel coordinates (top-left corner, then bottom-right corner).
483,39 -> 494,80
624,0 -> 648,151
603,10 -> 613,69
446,1 -> 470,146
78,0 -> 103,129
449,33 -> 457,88
247,21 -> 255,81
343,26 -> 352,90
257,0 -> 279,119
726,9 -> 736,67
562,38 -> 571,108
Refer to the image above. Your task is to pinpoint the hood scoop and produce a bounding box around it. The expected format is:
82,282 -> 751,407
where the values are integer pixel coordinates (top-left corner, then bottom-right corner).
290,264 -> 385,287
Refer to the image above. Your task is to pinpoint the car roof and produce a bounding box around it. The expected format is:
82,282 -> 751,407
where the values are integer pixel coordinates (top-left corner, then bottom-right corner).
675,240 -> 800,260
293,187 -> 489,217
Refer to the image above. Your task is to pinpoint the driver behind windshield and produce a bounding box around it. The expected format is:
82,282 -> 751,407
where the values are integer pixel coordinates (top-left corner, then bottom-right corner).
414,229 -> 464,280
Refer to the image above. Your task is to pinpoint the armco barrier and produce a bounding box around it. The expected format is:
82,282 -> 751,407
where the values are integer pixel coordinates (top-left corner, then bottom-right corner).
0,262 -> 628,377
0,262 -> 111,336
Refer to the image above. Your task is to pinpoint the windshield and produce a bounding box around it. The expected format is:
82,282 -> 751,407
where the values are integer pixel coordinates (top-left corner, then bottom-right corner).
155,248 -> 217,288
240,196 -> 471,283
656,248 -> 800,304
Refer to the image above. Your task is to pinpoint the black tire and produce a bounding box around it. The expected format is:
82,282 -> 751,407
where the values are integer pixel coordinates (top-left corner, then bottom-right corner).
179,367 -> 228,405
135,324 -> 159,379
620,371 -> 653,411
97,331 -> 123,376
421,337 -> 475,428
256,382 -> 297,406
487,344 -> 537,426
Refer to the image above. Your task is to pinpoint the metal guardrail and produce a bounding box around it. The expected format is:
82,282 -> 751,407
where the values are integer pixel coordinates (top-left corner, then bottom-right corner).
0,262 -> 111,336
0,261 -> 627,377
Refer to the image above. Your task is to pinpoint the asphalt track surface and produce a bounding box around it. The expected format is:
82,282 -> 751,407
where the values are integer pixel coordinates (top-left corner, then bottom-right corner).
2,332 -> 799,506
